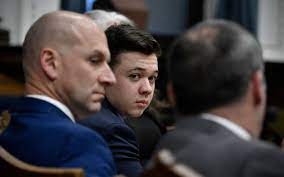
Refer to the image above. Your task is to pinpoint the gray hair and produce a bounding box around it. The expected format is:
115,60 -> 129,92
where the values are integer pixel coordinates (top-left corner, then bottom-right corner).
85,10 -> 135,31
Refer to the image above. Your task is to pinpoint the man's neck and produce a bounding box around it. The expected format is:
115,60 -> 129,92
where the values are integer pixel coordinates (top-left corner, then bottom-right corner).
201,113 -> 252,140
208,104 -> 260,138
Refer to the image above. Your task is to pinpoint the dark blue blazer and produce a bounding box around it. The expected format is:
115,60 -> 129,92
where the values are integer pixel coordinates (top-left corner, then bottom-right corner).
0,97 -> 116,177
80,100 -> 142,177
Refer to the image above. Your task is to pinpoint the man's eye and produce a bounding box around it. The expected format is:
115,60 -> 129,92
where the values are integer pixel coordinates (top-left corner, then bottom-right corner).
89,57 -> 101,64
129,74 -> 140,81
149,75 -> 158,84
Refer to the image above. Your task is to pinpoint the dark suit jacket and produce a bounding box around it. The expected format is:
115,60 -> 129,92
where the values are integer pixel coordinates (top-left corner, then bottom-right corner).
156,115 -> 284,177
0,97 -> 116,177
125,113 -> 165,166
80,100 -> 142,177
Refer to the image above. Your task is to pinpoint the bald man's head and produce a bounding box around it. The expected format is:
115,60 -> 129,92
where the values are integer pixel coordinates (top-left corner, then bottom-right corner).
22,10 -> 115,118
22,11 -> 101,78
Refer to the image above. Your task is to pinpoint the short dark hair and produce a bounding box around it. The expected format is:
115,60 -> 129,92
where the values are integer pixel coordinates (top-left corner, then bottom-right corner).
105,24 -> 161,68
168,20 -> 264,115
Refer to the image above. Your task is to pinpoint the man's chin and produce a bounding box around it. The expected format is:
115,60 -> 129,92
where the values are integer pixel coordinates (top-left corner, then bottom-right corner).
128,110 -> 144,118
85,102 -> 102,115
73,103 -> 101,120
91,104 -> 102,113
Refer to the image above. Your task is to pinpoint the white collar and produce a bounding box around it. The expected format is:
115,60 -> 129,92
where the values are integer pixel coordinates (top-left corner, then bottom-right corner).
201,113 -> 251,141
26,95 -> 75,123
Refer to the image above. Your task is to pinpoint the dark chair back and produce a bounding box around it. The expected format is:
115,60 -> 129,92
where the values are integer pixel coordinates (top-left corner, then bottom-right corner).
0,145 -> 84,177
141,149 -> 203,177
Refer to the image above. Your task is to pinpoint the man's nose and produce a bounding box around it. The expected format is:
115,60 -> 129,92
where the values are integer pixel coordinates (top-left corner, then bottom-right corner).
99,63 -> 116,86
139,79 -> 153,95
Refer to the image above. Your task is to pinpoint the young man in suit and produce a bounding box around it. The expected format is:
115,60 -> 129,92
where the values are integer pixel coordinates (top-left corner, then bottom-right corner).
154,20 -> 284,177
80,24 -> 161,177
83,9 -> 167,171
0,11 -> 116,177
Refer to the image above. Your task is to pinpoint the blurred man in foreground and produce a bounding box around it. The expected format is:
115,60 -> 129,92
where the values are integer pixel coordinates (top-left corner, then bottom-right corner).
155,20 -> 284,177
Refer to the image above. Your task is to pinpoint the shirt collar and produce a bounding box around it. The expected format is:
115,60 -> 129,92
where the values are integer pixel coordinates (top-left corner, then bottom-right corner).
201,113 -> 251,141
26,94 -> 75,123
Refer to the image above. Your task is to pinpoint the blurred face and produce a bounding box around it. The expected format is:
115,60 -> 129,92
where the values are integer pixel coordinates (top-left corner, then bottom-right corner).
56,26 -> 116,119
106,52 -> 158,118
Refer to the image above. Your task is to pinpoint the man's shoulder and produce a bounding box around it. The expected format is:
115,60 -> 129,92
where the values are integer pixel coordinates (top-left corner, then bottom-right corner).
158,117 -> 253,152
157,119 -> 284,176
80,105 -> 124,129
245,139 -> 284,158
55,120 -> 107,143
157,117 -> 250,160
7,106 -> 106,145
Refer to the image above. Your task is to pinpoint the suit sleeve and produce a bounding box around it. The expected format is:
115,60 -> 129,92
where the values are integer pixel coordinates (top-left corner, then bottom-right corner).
107,123 -> 143,177
59,127 -> 117,177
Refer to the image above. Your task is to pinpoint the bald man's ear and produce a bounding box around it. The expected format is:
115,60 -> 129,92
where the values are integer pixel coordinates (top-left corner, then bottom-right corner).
40,48 -> 59,80
167,82 -> 176,107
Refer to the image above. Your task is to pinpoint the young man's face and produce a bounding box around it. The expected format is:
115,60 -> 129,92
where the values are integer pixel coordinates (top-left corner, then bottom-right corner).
106,51 -> 158,118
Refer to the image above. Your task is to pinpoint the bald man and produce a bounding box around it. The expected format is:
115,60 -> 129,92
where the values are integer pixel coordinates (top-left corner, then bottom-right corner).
0,11 -> 116,177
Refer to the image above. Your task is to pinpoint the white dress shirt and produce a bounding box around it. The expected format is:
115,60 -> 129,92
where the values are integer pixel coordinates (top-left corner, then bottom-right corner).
201,113 -> 251,141
26,94 -> 75,123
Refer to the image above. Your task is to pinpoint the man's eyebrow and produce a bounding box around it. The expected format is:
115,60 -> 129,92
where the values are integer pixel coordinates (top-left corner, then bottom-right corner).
90,49 -> 101,54
90,50 -> 110,62
129,67 -> 146,72
129,67 -> 159,74
89,50 -> 102,57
